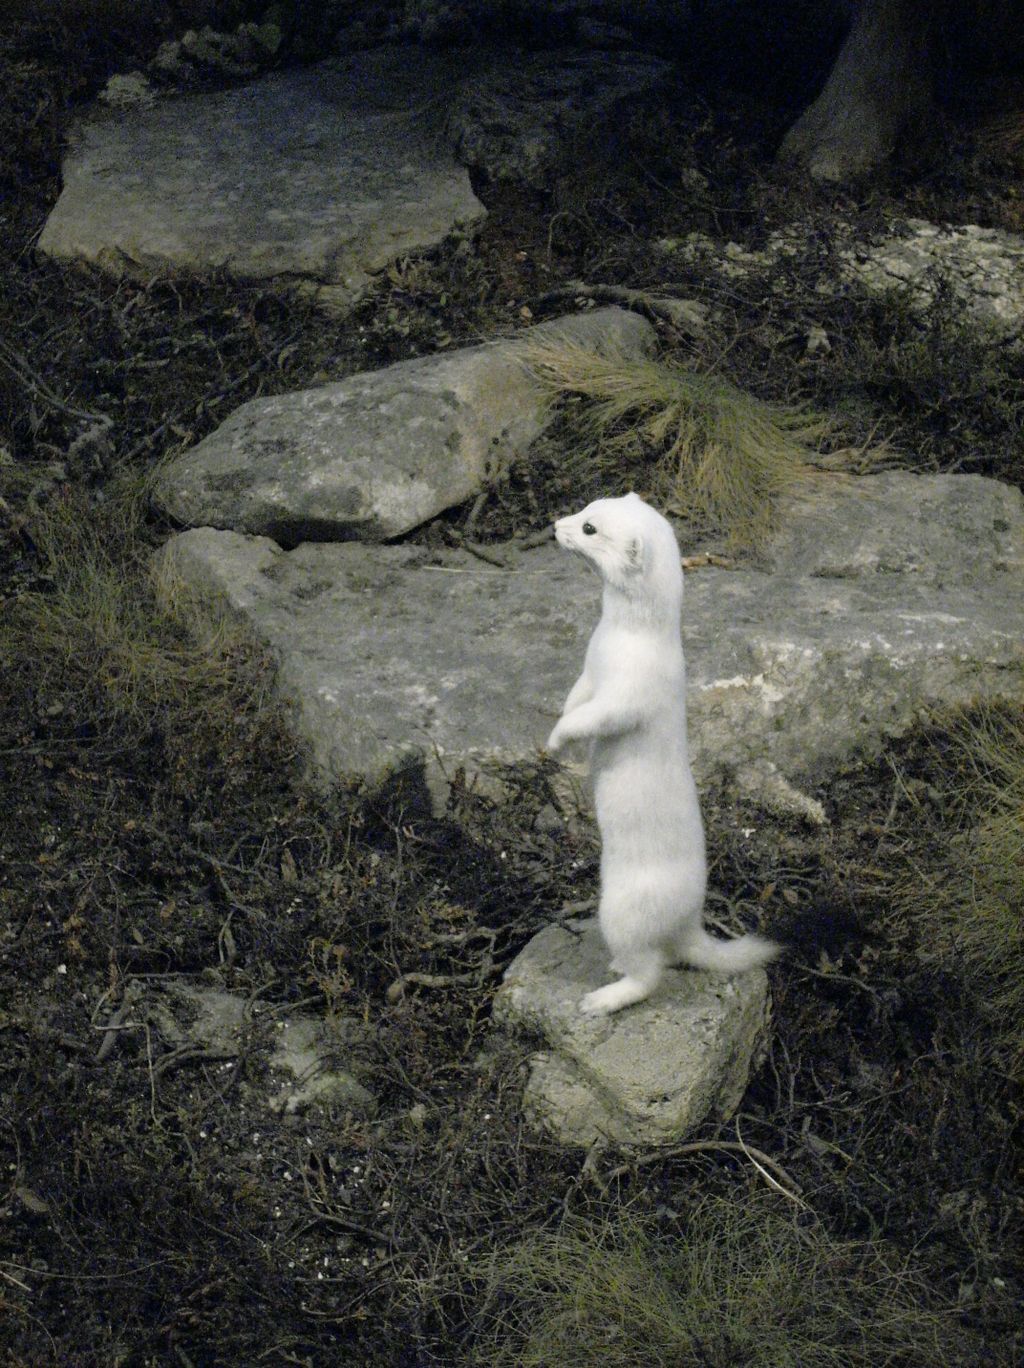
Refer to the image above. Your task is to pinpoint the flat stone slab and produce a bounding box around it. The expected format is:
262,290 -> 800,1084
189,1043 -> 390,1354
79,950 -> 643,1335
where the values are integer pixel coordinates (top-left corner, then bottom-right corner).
492,919 -> 770,1146
150,308 -> 656,542
37,44 -> 672,300
153,471 -> 1024,807
37,49 -> 486,307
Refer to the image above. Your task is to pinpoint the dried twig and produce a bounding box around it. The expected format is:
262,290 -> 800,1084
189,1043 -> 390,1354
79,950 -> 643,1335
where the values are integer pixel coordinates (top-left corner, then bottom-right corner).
552,898 -> 597,922
94,982 -> 143,1061
424,926 -> 500,948
446,528 -> 510,569
463,488 -> 490,539
680,551 -> 736,570
600,1135 -> 804,1202
122,353 -> 270,464
0,334 -> 111,426
0,1264 -> 31,1293
151,1044 -> 237,1079
298,1153 -> 391,1246
531,280 -> 708,336
733,1118 -> 809,1209
515,525 -> 555,549
385,963 -> 500,1004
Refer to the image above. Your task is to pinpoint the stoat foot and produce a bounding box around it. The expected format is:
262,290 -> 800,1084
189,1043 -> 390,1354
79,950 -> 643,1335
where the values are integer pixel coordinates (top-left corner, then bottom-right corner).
579,976 -> 653,1016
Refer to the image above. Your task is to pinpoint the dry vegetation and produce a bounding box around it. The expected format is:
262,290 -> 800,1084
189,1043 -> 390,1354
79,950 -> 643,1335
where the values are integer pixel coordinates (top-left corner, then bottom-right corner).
888,707 -> 1024,1082
1,6 -> 1022,1366
471,1197 -> 963,1367
5,477 -> 262,749
518,334 -> 829,545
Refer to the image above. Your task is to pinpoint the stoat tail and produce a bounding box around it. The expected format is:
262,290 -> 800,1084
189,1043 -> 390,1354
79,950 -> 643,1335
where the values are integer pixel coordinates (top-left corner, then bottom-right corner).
679,928 -> 781,975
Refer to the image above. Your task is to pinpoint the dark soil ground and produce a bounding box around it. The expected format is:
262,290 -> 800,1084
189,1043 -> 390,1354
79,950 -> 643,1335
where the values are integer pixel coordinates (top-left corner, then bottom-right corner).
1,11 -> 1022,1367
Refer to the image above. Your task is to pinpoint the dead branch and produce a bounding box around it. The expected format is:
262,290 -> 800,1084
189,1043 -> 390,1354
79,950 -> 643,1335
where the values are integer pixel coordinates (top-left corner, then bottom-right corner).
600,1134 -> 804,1204
532,280 -> 708,336
0,335 -> 111,426
385,963 -> 501,1004
446,528 -> 510,569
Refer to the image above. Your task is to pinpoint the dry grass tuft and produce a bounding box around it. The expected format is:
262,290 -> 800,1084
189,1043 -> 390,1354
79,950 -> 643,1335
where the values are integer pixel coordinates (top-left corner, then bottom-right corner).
1,471 -> 267,748
519,335 -> 828,546
470,1195 -> 958,1367
894,706 -> 1024,1080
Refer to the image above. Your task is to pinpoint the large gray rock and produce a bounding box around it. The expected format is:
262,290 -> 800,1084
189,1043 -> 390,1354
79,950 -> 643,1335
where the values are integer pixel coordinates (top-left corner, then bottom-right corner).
37,50 -> 486,308
38,44 -> 672,296
150,308 -> 656,542
153,471 -> 1024,808
492,919 -> 770,1146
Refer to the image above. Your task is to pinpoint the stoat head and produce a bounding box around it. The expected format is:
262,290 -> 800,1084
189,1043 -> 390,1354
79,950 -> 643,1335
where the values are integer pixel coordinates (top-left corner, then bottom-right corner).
553,492 -> 682,601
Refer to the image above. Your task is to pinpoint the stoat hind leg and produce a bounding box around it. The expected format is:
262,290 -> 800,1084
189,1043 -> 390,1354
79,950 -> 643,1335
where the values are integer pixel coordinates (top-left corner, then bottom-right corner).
579,951 -> 665,1016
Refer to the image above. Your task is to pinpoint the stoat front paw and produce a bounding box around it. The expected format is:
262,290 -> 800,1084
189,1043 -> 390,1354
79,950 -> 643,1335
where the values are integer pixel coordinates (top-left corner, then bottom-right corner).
546,722 -> 567,754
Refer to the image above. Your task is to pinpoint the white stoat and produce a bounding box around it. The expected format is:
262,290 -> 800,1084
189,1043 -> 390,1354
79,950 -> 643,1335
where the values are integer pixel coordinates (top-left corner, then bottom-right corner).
547,492 -> 779,1015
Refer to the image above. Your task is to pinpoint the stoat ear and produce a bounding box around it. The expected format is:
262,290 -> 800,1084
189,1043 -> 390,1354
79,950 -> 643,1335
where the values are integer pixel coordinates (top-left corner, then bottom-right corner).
624,534 -> 644,572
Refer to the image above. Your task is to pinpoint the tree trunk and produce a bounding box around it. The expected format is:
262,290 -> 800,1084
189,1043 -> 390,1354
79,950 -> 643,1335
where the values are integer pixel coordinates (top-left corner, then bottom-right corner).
777,0 -> 934,181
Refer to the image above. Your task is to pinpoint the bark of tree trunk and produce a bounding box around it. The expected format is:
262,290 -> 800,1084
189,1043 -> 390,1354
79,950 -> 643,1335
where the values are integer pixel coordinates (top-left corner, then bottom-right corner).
777,0 -> 935,181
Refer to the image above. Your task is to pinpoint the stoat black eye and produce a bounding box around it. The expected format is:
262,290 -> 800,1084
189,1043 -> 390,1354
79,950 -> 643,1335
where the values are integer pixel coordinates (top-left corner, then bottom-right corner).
582,521 -> 597,535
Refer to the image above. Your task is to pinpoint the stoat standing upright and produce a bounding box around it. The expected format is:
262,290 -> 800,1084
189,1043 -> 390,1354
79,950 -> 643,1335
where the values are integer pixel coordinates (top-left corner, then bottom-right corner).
547,492 -> 779,1016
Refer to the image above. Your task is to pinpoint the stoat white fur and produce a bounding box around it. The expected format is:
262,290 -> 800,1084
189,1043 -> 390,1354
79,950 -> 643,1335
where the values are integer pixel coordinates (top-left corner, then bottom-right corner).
547,492 -> 779,1015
